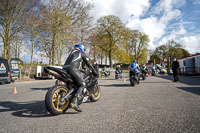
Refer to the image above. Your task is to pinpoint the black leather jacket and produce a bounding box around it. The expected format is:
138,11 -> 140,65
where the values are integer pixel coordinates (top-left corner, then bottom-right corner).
172,61 -> 179,71
63,49 -> 97,73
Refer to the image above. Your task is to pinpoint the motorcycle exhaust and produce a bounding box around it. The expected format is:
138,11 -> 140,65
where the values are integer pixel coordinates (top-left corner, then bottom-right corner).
44,68 -> 61,78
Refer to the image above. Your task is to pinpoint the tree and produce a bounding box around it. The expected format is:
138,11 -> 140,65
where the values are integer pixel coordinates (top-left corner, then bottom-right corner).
128,30 -> 149,64
25,4 -> 43,62
154,45 -> 168,61
0,0 -> 35,60
39,0 -> 92,65
150,39 -> 190,62
96,15 -> 124,67
149,54 -> 162,63
88,29 -> 101,62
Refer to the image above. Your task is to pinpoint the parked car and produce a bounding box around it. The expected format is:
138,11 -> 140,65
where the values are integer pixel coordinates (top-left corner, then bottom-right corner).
0,58 -> 11,84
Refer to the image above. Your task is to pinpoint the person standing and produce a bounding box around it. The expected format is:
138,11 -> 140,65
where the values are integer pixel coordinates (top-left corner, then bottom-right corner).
172,58 -> 180,82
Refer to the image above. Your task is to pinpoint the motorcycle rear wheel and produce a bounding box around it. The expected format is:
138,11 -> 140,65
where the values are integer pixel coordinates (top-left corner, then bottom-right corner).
45,85 -> 70,115
90,83 -> 101,102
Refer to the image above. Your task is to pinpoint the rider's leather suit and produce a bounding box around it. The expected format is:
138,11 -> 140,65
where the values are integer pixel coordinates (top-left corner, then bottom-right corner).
63,49 -> 97,96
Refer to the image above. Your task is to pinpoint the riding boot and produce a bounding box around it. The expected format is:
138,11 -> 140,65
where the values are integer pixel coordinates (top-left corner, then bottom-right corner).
71,96 -> 82,112
70,86 -> 85,112
76,86 -> 85,99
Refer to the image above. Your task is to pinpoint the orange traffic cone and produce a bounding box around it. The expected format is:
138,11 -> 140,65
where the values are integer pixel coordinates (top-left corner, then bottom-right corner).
123,78 -> 126,83
13,87 -> 17,94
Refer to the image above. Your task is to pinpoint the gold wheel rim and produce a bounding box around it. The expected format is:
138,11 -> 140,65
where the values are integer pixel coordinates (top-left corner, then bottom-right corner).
92,84 -> 100,100
52,88 -> 69,111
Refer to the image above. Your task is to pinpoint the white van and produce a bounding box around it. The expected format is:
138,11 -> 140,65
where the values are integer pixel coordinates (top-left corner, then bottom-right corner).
36,65 -> 63,79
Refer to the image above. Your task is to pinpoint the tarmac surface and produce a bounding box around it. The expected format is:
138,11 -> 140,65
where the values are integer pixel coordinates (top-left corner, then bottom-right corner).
0,75 -> 200,133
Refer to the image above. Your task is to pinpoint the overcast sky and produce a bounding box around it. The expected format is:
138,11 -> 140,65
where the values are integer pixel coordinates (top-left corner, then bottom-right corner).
85,0 -> 200,54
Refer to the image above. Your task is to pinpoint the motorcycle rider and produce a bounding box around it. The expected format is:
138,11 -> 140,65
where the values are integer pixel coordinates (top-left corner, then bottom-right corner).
63,44 -> 98,112
116,65 -> 123,79
140,64 -> 148,76
130,60 -> 141,79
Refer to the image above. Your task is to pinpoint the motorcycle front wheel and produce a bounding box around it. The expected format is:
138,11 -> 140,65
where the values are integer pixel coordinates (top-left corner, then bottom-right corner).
130,76 -> 135,86
90,83 -> 101,102
45,85 -> 70,115
115,75 -> 119,79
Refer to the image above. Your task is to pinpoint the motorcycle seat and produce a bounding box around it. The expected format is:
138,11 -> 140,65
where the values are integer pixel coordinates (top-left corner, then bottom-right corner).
46,66 -> 72,79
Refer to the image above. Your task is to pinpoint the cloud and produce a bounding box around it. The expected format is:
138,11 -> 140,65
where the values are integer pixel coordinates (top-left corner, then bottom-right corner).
126,0 -> 190,51
126,0 -> 185,49
192,0 -> 200,5
87,0 -> 150,22
86,0 -> 200,54
127,16 -> 166,49
180,35 -> 200,54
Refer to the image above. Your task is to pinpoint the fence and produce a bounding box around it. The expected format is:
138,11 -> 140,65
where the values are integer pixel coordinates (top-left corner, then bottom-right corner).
19,64 -> 37,79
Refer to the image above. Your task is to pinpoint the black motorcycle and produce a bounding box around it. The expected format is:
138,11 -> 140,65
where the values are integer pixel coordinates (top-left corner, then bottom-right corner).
129,68 -> 140,86
151,67 -> 158,76
141,70 -> 147,80
44,66 -> 101,115
115,70 -> 122,79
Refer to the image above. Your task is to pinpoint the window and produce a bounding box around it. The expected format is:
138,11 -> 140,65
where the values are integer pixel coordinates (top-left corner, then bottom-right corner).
183,60 -> 186,66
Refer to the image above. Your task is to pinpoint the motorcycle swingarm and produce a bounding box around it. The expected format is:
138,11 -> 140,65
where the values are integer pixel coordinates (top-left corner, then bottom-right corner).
63,88 -> 75,100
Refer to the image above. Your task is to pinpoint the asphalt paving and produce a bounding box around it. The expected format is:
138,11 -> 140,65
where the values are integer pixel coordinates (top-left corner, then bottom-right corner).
0,75 -> 200,133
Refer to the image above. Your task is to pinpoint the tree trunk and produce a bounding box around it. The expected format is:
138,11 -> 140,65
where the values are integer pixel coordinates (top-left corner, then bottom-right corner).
15,41 -> 17,58
57,49 -> 60,66
109,50 -> 112,68
51,32 -> 56,65
108,42 -> 113,68
4,41 -> 7,59
93,45 -> 96,62
100,51 -> 103,65
49,58 -> 51,65
4,0 -> 11,60
4,26 -> 11,60
28,31 -> 34,78
105,54 -> 107,65
59,43 -> 63,66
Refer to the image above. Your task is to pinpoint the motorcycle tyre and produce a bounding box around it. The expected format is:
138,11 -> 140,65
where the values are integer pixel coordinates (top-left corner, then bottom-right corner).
90,83 -> 101,102
45,85 -> 70,115
130,77 -> 135,86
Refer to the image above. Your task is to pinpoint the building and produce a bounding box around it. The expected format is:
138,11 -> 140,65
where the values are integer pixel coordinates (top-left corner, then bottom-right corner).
178,53 -> 200,75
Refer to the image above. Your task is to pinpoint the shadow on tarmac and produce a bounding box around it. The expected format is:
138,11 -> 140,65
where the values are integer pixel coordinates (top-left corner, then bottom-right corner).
141,81 -> 171,83
0,100 -> 78,118
177,87 -> 200,96
99,78 -> 116,80
156,75 -> 200,86
100,84 -> 131,87
0,100 -> 50,118
31,87 -> 50,91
